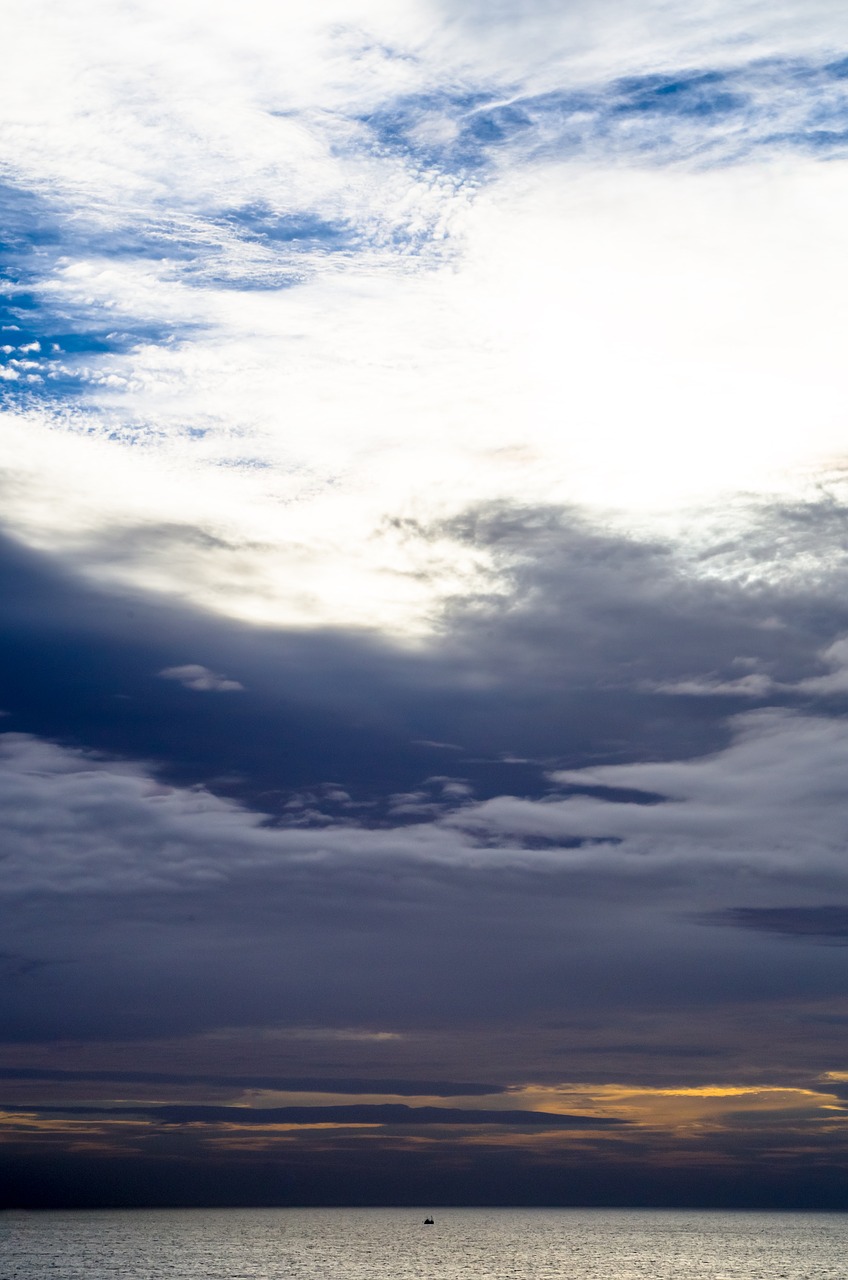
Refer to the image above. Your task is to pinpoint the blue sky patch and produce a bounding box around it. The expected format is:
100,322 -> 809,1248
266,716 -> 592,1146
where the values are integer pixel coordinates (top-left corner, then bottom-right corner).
357,54 -> 848,176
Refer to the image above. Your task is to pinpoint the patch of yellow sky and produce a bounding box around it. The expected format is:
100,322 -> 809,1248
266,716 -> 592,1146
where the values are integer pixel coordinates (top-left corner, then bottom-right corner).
229,1078 -> 842,1134
2,1075 -> 845,1162
509,1083 -> 834,1131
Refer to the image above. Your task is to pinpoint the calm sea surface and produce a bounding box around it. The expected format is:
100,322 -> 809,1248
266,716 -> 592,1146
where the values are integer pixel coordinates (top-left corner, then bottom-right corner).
2,1207 -> 847,1280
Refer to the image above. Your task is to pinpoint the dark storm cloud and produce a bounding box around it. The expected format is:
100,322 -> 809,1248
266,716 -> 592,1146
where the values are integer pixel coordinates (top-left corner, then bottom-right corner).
435,498 -> 848,696
0,503 -> 765,817
6,493 -> 848,1047
0,1068 -> 502,1096
716,906 -> 848,940
0,528 -> 518,810
4,712 -> 848,1048
6,494 -> 848,811
550,1043 -> 725,1058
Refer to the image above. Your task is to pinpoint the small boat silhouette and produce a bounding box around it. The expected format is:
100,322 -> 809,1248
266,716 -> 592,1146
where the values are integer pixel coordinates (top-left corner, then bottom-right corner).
423,1216 -> 434,1225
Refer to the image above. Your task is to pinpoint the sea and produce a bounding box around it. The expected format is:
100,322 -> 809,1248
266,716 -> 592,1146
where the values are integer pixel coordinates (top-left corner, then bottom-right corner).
1,1207 -> 847,1280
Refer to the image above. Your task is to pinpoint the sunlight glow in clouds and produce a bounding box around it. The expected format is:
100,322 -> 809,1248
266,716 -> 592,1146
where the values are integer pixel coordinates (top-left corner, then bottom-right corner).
2,1 -> 848,630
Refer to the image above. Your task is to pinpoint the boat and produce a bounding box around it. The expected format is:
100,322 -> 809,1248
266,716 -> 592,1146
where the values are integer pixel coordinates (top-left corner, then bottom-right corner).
423,1216 -> 434,1225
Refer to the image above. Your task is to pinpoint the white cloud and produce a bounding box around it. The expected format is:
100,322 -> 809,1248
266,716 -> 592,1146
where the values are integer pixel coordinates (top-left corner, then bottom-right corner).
796,638 -> 848,695
449,709 -> 848,893
4,708 -> 848,904
2,0 -> 848,637
0,732 -> 464,898
5,156 -> 848,633
432,0 -> 848,82
650,636 -> 848,700
159,664 -> 244,692
647,673 -> 776,698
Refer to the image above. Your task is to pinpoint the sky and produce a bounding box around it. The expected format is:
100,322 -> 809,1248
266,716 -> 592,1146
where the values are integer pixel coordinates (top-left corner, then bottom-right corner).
3,0 -> 848,1210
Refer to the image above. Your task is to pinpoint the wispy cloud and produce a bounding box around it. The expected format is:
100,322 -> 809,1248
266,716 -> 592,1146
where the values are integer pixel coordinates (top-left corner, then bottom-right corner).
3,4 -> 848,635
159,664 -> 244,692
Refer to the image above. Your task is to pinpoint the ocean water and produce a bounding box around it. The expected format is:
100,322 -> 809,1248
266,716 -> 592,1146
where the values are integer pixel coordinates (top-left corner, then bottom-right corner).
1,1207 -> 847,1280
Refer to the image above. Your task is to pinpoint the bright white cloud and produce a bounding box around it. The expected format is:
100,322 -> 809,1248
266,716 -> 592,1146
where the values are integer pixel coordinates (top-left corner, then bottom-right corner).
2,0 -> 848,633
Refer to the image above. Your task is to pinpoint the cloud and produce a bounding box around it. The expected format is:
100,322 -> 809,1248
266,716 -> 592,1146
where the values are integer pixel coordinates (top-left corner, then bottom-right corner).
5,485 -> 848,1056
4,3 -> 848,638
795,637 -> 848,695
0,1101 -> 624,1129
646,674 -> 776,698
4,699 -> 848,1044
360,60 -> 848,178
158,664 -> 244,692
455,708 -> 848,882
5,0 -> 848,1206
716,907 -> 848,940
0,1068 -> 502,1096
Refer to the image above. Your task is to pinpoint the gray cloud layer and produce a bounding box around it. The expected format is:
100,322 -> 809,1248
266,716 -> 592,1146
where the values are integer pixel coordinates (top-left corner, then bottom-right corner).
5,493 -> 848,1051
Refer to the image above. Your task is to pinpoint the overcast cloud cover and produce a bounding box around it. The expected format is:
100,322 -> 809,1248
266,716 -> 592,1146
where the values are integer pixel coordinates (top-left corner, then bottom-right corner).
3,0 -> 848,1208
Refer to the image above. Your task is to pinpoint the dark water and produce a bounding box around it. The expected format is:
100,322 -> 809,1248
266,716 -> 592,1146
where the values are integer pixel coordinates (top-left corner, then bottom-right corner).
2,1207 -> 848,1279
